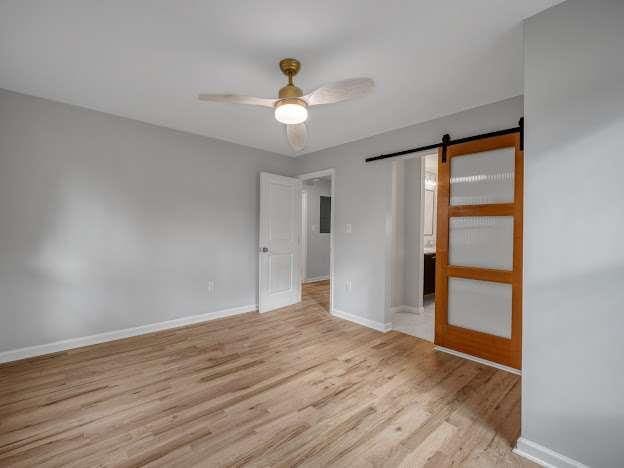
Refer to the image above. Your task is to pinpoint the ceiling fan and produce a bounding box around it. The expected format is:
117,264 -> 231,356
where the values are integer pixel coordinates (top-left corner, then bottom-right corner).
198,58 -> 374,152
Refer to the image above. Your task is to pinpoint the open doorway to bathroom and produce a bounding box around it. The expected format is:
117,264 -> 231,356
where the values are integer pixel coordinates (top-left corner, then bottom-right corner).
299,170 -> 334,313
422,153 -> 438,329
390,152 -> 437,341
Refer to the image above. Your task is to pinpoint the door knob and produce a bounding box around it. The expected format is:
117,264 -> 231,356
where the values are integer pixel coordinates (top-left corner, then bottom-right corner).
261,247 -> 269,253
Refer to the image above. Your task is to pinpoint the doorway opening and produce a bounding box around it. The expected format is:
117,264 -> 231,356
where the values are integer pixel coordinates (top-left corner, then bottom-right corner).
422,153 -> 438,331
299,169 -> 334,314
390,153 -> 437,341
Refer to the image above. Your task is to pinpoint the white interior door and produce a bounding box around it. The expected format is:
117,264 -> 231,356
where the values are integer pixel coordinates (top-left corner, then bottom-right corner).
259,172 -> 301,313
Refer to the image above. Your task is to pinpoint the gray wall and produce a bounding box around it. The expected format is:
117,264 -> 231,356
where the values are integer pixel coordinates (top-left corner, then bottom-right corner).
0,90 -> 523,352
298,140 -> 394,325
391,156 -> 431,311
390,161 -> 405,309
304,178 -> 331,280
0,89 -> 297,352
523,1 -> 624,466
390,157 -> 425,311
403,157 -> 424,309
296,96 -> 524,326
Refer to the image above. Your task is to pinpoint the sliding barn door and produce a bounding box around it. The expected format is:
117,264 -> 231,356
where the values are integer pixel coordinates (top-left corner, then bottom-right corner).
435,132 -> 523,369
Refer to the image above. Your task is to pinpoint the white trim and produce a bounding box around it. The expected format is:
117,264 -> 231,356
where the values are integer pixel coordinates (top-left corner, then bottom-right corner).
298,168 -> 335,314
303,275 -> 330,284
0,304 -> 257,364
332,309 -> 392,333
297,169 -> 334,180
513,438 -> 589,468
434,345 -> 521,375
417,153 -> 438,333
418,155 -> 427,311
300,189 -> 308,292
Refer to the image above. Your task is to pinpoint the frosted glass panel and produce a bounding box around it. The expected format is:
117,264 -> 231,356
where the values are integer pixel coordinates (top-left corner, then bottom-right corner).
450,147 -> 515,205
448,278 -> 512,338
449,216 -> 513,270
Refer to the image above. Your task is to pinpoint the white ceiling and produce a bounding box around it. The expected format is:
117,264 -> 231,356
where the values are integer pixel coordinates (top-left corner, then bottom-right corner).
0,1 -> 563,156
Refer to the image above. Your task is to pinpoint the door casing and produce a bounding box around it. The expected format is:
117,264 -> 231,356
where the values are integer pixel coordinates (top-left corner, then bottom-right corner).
298,169 -> 335,314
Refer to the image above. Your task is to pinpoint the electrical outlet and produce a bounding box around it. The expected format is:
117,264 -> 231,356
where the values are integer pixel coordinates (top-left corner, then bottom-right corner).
345,223 -> 352,234
207,280 -> 215,293
345,280 -> 352,292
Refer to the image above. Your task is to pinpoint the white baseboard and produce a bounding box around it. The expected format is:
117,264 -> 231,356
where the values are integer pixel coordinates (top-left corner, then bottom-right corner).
303,275 -> 330,284
390,305 -> 425,315
434,345 -> 521,376
0,304 -> 257,364
514,438 -> 588,468
332,309 -> 392,333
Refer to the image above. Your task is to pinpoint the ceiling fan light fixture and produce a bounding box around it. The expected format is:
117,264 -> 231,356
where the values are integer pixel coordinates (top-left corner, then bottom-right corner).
274,98 -> 308,125
199,58 -> 374,151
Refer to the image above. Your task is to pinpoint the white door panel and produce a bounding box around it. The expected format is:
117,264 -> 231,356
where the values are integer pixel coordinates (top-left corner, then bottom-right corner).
259,172 -> 301,313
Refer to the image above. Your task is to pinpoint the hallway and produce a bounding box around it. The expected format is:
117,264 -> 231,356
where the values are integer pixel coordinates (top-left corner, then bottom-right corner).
301,279 -> 330,313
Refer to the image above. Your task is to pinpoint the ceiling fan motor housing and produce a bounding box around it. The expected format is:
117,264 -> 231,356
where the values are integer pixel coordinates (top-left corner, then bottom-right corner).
278,58 -> 304,102
275,96 -> 307,114
278,84 -> 303,100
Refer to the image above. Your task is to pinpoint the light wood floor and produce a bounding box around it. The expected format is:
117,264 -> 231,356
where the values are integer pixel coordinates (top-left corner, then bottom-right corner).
301,279 -> 330,312
0,282 -> 532,467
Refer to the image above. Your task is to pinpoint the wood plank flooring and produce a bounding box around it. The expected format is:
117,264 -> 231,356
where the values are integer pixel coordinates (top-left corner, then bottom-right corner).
0,282 -> 532,467
301,280 -> 330,312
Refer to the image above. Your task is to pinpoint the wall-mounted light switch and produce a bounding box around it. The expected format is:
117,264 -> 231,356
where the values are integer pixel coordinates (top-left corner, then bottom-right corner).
345,224 -> 352,234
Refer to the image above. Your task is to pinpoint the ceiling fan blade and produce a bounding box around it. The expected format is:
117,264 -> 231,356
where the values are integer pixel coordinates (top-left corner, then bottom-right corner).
198,94 -> 277,108
286,123 -> 307,152
302,77 -> 374,106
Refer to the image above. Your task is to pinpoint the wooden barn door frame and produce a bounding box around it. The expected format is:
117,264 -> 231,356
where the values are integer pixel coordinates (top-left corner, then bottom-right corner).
435,132 -> 523,370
